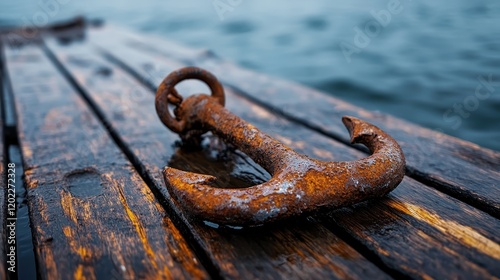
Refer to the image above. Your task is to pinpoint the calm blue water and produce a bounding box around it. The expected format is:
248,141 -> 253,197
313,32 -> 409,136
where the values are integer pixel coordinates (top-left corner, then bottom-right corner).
1,0 -> 499,151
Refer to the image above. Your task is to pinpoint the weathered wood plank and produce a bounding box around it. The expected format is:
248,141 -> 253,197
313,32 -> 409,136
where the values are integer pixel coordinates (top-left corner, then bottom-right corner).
2,42 -> 208,279
45,37 -> 392,279
96,25 -> 500,217
65,31 -> 500,279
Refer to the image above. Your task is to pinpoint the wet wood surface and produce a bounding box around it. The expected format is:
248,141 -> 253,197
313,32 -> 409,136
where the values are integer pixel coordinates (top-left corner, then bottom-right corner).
46,29 -> 500,279
45,36 -> 389,280
93,25 -> 500,218
2,43 -> 207,279
1,20 -> 499,279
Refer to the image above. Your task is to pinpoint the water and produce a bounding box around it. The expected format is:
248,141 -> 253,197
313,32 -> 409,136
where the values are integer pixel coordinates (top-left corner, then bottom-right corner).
1,0 -> 499,151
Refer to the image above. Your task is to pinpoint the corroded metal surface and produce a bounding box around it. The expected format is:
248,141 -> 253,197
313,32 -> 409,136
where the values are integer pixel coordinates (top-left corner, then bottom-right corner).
156,67 -> 406,226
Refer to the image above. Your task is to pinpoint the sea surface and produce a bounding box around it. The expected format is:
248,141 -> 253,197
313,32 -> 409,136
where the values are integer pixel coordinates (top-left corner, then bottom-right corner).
1,0 -> 499,151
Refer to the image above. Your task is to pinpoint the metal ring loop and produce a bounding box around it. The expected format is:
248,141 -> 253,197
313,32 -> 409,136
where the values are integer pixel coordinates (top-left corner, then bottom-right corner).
155,67 -> 226,133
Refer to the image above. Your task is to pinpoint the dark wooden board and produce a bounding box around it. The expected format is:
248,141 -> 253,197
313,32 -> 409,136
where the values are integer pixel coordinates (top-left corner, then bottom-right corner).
2,42 -> 208,279
47,30 -> 500,279
96,25 -> 500,217
45,35 -> 391,280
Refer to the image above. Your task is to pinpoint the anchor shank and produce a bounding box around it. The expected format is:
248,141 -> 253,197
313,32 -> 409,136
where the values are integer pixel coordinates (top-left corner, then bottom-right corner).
180,95 -> 301,175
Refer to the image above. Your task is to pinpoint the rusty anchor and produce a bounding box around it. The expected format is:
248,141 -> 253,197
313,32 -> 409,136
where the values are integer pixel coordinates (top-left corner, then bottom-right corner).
156,67 -> 406,226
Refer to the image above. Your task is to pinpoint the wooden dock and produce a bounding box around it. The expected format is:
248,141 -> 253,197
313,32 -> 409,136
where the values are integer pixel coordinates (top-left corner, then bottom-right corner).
0,19 -> 499,279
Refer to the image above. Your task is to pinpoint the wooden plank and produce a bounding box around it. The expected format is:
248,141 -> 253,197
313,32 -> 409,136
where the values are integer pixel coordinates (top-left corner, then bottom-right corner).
2,42 -> 208,279
60,30 -> 500,279
96,25 -> 500,217
45,36 -> 394,279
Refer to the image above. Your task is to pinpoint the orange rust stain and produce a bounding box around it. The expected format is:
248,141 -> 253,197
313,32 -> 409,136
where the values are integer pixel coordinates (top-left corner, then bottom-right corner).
63,226 -> 97,279
74,265 -> 84,280
60,190 -> 78,224
23,145 -> 33,159
163,218 -> 207,279
26,178 -> 39,189
400,264 -> 433,280
390,201 -> 500,260
133,174 -> 158,205
23,167 -> 38,189
361,235 -> 390,257
421,274 -> 433,280
107,232 -> 136,279
33,196 -> 50,224
63,225 -> 95,272
153,201 -> 165,214
44,247 -> 59,279
63,226 -> 73,239
292,234 -> 354,278
128,172 -> 208,278
73,264 -> 96,280
81,202 -> 93,223
60,187 -> 93,225
109,175 -> 159,269
77,246 -> 93,261
415,230 -> 492,278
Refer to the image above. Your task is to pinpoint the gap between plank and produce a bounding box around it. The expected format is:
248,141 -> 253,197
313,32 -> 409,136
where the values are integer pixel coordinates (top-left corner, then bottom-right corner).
0,44 -> 17,145
41,43 -> 224,280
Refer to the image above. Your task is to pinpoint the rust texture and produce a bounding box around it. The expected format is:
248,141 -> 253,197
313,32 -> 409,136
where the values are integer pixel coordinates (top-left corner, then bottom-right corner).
156,67 -> 406,226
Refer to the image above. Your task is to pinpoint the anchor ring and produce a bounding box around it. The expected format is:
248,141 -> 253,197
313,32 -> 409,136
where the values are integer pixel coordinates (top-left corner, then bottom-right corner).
155,67 -> 225,133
